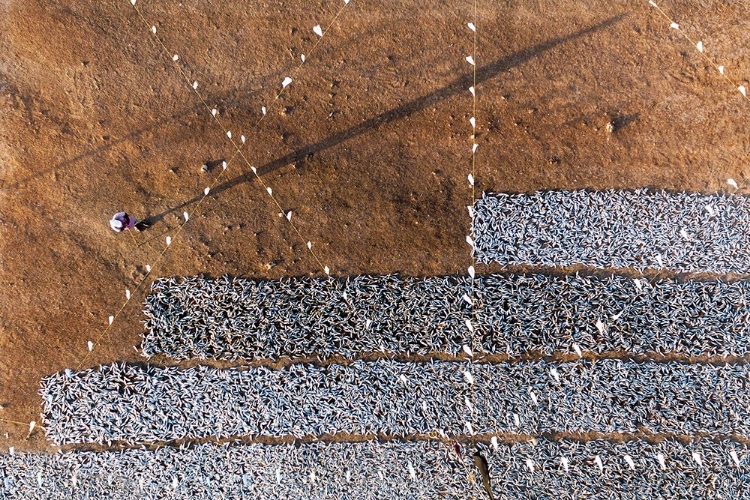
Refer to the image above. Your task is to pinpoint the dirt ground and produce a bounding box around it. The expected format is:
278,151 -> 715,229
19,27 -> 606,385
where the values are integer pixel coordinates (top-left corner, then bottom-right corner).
0,0 -> 747,452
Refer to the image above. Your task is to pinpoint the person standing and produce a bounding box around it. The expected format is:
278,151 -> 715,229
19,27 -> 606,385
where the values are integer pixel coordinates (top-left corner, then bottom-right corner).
110,212 -> 147,232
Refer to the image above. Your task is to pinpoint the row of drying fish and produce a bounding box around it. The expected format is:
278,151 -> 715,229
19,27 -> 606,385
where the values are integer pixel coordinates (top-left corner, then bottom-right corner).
2,438 -> 747,499
141,273 -> 750,361
41,359 -> 750,445
473,189 -> 750,274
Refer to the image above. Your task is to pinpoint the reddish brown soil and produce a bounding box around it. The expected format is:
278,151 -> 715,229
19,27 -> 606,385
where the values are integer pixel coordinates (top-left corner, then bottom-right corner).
0,0 -> 748,452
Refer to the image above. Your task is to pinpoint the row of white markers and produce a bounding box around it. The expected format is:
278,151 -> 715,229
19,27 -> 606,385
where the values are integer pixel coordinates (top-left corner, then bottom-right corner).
88,1 -> 360,358
649,0 -> 747,97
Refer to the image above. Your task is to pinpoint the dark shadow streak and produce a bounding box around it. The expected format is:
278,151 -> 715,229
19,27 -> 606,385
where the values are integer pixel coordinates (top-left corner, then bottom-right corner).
144,14 -> 625,225
2,10 -> 389,193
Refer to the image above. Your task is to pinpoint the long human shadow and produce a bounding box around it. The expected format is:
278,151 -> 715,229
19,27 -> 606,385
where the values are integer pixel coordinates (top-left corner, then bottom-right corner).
1,12 -> 393,193
144,14 -> 625,225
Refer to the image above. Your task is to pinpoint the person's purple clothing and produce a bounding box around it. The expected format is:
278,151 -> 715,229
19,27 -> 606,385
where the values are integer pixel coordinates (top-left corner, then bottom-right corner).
110,212 -> 137,232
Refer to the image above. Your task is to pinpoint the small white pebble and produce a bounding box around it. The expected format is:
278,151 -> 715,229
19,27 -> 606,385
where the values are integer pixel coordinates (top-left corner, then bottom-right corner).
211,108 -> 217,117
462,344 -> 473,356
313,25 -> 323,37
166,236 -> 172,246
624,454 -> 636,470
594,455 -> 604,472
192,81 -> 198,89
468,173 -> 474,185
183,212 -> 189,222
108,315 -> 114,325
491,436 -> 499,451
226,131 -> 232,139
262,106 -> 267,115
692,452 -> 702,467
468,22 -> 476,32
728,178 -> 739,189
526,458 -> 535,473
465,55 -> 475,65
670,22 -> 679,30
266,187 -> 273,196
282,77 -> 293,88
87,341 -> 93,352
696,41 -> 704,53
561,456 -> 570,472
469,86 -> 475,96
739,86 -> 747,97
125,289 -> 131,300
718,65 -> 725,75
172,54 -> 179,61
463,370 -> 474,384
324,266 -> 330,275
468,266 -> 475,279
204,187 -> 210,195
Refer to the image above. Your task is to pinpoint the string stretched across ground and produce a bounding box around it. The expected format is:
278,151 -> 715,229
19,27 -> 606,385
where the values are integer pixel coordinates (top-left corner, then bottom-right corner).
76,0 -> 356,371
647,0 -> 748,100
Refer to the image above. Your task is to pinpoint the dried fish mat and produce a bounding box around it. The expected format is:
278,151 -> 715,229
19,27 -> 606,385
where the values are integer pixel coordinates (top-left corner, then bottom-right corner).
481,438 -> 749,499
142,273 -> 750,361
1,439 -> 747,499
42,360 -> 750,445
0,441 -> 474,499
473,189 -> 750,274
